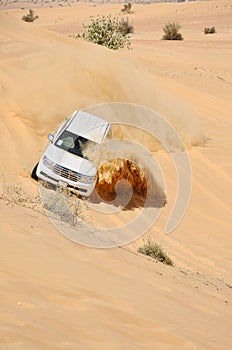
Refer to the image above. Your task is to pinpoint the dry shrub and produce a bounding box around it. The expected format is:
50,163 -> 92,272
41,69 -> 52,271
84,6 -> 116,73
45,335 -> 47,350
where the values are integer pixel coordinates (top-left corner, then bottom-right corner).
138,238 -> 174,266
204,26 -> 216,34
118,17 -> 134,35
121,2 -> 133,14
21,9 -> 39,23
162,22 -> 183,40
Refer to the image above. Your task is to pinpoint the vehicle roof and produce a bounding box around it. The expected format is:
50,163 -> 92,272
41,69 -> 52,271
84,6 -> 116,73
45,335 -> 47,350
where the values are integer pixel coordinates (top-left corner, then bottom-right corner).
67,110 -> 110,144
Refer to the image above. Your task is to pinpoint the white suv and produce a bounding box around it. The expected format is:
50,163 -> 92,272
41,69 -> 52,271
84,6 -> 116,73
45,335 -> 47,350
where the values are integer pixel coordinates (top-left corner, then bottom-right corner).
35,110 -> 110,196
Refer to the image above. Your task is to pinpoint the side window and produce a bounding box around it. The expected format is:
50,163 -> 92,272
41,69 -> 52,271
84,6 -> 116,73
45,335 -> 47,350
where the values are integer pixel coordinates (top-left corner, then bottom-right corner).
54,115 -> 72,140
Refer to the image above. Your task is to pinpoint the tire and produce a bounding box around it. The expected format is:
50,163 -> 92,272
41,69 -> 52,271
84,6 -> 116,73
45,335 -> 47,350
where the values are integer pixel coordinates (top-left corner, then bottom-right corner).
31,162 -> 39,181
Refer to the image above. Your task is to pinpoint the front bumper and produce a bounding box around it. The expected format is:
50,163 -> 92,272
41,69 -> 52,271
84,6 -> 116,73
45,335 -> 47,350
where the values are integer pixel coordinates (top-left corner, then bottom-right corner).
36,162 -> 96,197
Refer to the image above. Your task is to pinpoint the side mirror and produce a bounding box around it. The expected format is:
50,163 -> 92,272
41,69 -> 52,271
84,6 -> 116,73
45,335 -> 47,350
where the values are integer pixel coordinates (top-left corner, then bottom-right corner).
48,134 -> 54,143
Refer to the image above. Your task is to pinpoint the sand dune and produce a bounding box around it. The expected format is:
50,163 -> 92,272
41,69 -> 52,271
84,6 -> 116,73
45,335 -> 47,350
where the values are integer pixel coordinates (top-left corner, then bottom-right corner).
0,1 -> 232,349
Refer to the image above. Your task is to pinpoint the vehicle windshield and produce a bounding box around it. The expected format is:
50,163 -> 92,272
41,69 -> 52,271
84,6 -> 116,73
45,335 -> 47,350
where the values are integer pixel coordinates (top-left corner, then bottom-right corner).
54,130 -> 96,159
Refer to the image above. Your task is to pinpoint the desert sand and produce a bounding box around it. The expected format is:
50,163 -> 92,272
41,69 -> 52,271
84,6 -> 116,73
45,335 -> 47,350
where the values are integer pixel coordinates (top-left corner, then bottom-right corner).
0,0 -> 232,349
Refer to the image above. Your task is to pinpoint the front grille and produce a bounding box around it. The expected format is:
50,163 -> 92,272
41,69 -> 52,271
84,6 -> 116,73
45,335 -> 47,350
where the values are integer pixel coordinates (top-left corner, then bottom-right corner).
53,164 -> 81,182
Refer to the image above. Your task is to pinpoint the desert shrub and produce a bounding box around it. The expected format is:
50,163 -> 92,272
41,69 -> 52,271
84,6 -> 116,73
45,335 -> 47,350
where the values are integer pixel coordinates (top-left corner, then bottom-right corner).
41,186 -> 87,226
77,15 -> 132,50
0,181 -> 42,211
121,2 -> 133,14
118,17 -> 134,35
162,22 -> 183,40
138,238 -> 174,266
204,26 -> 216,34
21,9 -> 39,22
0,179 -> 87,225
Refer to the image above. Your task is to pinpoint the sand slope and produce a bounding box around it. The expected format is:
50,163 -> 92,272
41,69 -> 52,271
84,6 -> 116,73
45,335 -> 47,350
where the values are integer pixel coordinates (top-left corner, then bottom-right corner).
0,201 -> 231,350
0,1 -> 232,349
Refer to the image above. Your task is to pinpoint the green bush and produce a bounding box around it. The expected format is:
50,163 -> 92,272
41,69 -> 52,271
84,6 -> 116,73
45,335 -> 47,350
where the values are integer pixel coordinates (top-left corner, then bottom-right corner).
204,26 -> 216,34
138,238 -> 174,266
21,9 -> 39,23
77,15 -> 132,50
121,2 -> 133,14
162,22 -> 183,40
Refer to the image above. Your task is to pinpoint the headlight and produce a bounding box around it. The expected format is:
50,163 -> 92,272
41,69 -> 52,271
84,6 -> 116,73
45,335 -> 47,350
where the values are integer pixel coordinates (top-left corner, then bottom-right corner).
80,175 -> 96,184
43,155 -> 54,170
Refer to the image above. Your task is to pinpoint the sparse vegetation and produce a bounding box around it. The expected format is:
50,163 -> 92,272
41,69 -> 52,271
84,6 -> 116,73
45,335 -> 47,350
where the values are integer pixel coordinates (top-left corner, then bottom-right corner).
138,238 -> 174,266
77,15 -> 132,50
118,17 -> 134,35
162,22 -> 183,41
21,9 -> 39,23
121,2 -> 133,14
204,26 -> 216,34
41,186 -> 87,226
0,181 -> 42,211
0,177 -> 88,225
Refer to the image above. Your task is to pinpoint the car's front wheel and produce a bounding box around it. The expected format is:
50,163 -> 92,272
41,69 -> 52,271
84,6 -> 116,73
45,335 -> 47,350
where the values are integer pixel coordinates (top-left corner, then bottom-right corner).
31,162 -> 39,181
